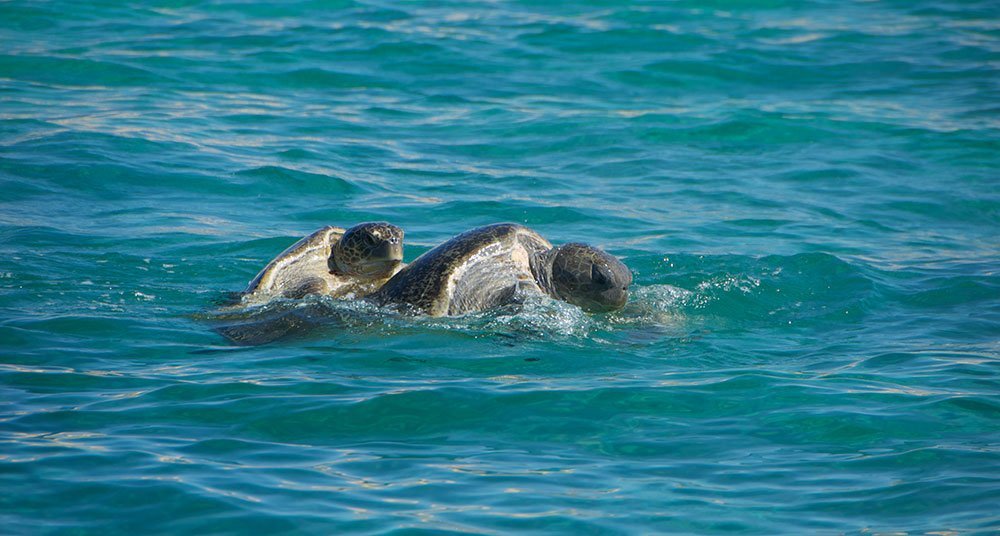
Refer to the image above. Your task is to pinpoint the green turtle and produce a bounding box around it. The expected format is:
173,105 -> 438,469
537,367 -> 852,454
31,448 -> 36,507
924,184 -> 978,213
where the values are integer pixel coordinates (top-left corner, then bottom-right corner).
369,223 -> 631,316
238,221 -> 404,304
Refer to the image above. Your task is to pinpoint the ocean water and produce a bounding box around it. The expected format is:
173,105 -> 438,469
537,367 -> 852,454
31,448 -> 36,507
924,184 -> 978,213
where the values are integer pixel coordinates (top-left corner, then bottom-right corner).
2,0 -> 998,533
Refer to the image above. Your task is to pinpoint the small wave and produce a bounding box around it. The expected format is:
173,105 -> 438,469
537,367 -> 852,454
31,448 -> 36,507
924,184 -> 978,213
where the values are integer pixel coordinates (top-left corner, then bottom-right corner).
0,54 -> 170,87
609,284 -> 693,325
232,165 -> 362,196
204,253 -> 878,346
202,283 -> 700,346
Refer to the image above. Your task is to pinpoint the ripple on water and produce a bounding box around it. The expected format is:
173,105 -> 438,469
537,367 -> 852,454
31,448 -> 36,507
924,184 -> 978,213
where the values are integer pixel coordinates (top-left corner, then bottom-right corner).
2,0 -> 998,533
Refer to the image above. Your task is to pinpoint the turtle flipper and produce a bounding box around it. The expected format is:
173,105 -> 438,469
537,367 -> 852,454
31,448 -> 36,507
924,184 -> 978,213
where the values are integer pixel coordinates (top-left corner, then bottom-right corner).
213,307 -> 314,346
212,291 -> 246,308
282,277 -> 330,300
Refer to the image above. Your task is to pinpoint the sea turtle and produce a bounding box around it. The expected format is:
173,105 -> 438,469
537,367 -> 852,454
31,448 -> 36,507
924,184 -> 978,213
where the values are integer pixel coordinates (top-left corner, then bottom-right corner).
238,221 -> 404,304
369,223 -> 631,316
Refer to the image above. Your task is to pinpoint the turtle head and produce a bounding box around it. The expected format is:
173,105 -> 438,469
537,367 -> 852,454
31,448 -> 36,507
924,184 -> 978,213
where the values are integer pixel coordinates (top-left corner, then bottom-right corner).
548,243 -> 631,312
329,221 -> 404,279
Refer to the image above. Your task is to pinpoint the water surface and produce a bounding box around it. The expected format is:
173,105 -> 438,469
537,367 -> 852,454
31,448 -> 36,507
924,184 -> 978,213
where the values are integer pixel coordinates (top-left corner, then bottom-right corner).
1,0 -> 998,533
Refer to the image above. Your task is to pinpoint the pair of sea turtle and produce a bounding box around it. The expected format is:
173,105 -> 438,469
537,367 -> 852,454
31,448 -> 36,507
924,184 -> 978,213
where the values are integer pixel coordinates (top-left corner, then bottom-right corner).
234,221 -> 632,317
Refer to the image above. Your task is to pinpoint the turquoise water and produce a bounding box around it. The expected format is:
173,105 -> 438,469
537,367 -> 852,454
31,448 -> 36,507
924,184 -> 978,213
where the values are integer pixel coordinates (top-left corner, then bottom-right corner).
2,0 -> 999,533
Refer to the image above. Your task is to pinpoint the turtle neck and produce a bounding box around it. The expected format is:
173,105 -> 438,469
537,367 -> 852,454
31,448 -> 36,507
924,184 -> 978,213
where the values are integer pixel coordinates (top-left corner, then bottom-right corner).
528,246 -> 560,300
